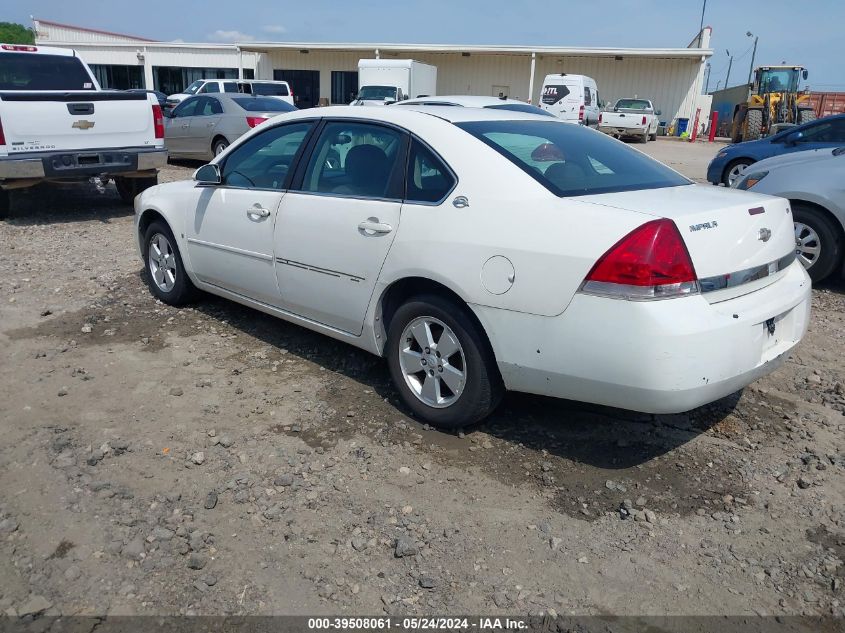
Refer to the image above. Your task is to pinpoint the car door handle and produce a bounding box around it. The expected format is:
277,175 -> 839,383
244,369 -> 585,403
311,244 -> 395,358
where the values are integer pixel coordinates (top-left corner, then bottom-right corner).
247,204 -> 271,219
181,124 -> 189,128
358,219 -> 393,234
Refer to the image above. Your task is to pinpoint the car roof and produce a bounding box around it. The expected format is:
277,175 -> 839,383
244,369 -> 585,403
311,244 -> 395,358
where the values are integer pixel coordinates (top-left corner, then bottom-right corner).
399,95 -> 526,107
277,104 -> 555,125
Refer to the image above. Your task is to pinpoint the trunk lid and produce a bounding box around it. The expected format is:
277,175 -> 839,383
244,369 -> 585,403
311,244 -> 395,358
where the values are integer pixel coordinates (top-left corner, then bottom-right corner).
601,111 -> 646,129
583,185 -> 796,300
0,91 -> 157,153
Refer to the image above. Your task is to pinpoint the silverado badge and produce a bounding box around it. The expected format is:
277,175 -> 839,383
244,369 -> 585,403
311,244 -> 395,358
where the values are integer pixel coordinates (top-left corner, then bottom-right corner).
72,120 -> 95,130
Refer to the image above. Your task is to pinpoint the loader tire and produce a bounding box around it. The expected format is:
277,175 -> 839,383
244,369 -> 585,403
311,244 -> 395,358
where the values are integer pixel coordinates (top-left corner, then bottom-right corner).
744,109 -> 763,141
797,109 -> 816,125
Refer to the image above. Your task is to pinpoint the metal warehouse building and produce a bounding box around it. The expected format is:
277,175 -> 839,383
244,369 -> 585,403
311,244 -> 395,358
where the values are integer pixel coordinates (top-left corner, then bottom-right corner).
33,18 -> 713,126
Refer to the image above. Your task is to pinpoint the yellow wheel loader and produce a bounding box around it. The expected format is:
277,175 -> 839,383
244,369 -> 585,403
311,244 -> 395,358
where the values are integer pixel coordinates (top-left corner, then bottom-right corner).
730,66 -> 815,143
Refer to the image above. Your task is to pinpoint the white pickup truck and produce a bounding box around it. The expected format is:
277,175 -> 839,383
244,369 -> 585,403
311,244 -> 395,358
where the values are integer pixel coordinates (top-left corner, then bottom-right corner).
598,98 -> 661,143
0,44 -> 167,219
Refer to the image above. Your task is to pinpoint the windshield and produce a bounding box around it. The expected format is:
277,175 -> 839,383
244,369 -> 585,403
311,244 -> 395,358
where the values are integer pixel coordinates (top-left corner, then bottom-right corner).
487,103 -> 556,117
357,85 -> 398,101
541,84 -> 573,105
184,80 -> 204,95
0,52 -> 95,91
232,96 -> 296,112
251,82 -> 290,96
614,99 -> 651,110
758,69 -> 799,94
456,120 -> 691,197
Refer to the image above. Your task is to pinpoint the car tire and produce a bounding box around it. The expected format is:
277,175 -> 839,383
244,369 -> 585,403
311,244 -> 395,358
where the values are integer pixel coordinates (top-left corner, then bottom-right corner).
213,138 -> 229,156
0,188 -> 9,220
722,158 -> 754,187
116,175 -> 158,205
745,109 -> 764,141
649,131 -> 657,141
386,294 -> 503,429
641,128 -> 649,143
793,203 -> 843,283
142,220 -> 198,306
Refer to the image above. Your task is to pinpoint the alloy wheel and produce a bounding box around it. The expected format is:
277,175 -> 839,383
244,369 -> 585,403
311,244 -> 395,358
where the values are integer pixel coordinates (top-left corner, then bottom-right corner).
148,233 -> 177,293
794,221 -> 821,270
727,163 -> 748,186
398,316 -> 466,408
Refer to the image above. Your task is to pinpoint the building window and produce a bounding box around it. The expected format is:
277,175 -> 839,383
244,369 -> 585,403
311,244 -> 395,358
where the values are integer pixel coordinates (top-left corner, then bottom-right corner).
152,66 -> 238,95
89,64 -> 144,90
331,71 -> 358,105
274,69 -> 320,108
243,68 -> 255,80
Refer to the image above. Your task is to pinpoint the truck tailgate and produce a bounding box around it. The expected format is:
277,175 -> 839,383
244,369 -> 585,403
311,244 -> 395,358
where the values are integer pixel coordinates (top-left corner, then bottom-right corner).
601,111 -> 646,129
0,91 -> 157,154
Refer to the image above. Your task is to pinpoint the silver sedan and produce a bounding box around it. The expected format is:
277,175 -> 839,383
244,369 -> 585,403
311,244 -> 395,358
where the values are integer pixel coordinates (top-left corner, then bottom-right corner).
164,94 -> 297,160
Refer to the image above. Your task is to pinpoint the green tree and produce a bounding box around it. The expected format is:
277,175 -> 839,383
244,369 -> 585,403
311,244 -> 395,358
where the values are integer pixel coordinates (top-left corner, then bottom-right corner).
0,22 -> 35,45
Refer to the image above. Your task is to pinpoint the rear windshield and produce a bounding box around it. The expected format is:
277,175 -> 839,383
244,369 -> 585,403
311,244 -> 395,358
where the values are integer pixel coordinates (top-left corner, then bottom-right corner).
541,84 -> 571,105
615,99 -> 652,110
0,52 -> 95,91
486,103 -> 556,117
456,120 -> 691,197
251,83 -> 289,96
232,96 -> 296,112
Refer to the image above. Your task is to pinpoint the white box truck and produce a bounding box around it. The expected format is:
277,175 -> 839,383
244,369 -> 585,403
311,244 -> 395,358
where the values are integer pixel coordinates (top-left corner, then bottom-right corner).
352,59 -> 437,106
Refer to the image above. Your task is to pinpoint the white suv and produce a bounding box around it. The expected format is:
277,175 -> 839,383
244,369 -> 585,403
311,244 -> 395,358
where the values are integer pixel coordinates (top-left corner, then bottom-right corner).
166,80 -> 293,108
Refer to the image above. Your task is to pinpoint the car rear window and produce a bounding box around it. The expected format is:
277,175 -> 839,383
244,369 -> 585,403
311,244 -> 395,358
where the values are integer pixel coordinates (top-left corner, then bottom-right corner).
541,84 -> 571,105
0,52 -> 95,91
232,97 -> 296,112
456,120 -> 691,197
615,99 -> 652,110
251,83 -> 290,96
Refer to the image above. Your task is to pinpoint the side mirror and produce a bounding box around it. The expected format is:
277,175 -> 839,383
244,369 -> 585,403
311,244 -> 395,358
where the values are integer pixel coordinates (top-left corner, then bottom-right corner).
383,97 -> 396,105
194,163 -> 221,184
802,70 -> 809,80
784,131 -> 802,145
655,109 -> 661,116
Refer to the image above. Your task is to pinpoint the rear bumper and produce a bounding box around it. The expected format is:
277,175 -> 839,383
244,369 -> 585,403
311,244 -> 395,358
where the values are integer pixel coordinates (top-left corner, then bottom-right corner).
0,147 -> 167,180
473,260 -> 812,414
598,125 -> 646,136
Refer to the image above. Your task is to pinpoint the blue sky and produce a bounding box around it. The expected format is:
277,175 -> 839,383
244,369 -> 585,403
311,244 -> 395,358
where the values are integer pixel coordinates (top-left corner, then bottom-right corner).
8,0 -> 844,90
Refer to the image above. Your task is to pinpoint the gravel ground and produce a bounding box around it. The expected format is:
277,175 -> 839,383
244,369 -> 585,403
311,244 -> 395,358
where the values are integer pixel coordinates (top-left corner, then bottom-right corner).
0,141 -> 844,622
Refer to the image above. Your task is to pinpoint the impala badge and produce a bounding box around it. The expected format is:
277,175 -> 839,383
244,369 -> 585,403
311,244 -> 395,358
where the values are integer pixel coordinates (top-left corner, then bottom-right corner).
72,120 -> 95,130
758,228 -> 772,242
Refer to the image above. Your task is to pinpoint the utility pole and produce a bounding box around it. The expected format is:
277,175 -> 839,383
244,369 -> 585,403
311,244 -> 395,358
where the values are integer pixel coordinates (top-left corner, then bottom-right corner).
704,62 -> 711,93
725,50 -> 733,89
746,31 -> 758,85
697,0 -> 707,48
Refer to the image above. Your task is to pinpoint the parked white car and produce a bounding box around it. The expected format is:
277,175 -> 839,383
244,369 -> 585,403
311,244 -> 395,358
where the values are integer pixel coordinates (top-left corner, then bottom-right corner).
166,79 -> 293,109
734,146 -> 845,282
0,43 -> 167,218
135,106 -> 811,428
539,74 -> 600,126
394,95 -> 556,117
599,98 -> 661,142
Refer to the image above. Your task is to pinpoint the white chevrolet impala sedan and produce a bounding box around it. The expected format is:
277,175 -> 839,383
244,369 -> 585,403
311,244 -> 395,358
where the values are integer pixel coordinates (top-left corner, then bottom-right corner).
135,106 -> 811,428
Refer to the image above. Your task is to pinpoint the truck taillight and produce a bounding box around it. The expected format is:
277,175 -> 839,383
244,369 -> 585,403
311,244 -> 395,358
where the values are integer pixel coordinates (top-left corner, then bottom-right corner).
641,115 -> 647,125
1,44 -> 37,52
152,105 -> 164,139
0,117 -> 5,146
246,116 -> 268,128
579,105 -> 585,121
598,113 -> 602,124
580,219 -> 699,300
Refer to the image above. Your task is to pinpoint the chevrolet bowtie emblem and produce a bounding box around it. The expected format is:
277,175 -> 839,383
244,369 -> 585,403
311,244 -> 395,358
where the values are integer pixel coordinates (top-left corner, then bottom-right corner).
72,120 -> 95,130
758,227 -> 772,242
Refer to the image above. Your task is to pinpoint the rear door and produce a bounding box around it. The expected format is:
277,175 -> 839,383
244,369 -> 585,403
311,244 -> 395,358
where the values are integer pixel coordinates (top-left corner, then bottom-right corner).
0,50 -> 156,152
541,79 -> 582,122
784,117 -> 845,153
164,97 -> 201,155
185,96 -> 223,157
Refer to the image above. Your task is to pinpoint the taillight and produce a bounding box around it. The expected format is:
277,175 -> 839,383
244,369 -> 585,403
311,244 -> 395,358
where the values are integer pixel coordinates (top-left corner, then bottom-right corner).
0,116 -> 5,146
641,115 -> 647,125
580,219 -> 699,300
152,104 -> 164,139
1,44 -> 37,52
246,116 -> 268,128
579,105 -> 585,121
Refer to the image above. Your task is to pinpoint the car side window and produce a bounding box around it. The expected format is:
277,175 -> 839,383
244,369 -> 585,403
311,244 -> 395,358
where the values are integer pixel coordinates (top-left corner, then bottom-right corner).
223,82 -> 238,93
300,121 -> 407,199
221,122 -> 315,190
172,98 -> 200,118
405,139 -> 456,203
796,120 -> 845,143
200,82 -> 219,94
584,87 -> 592,106
195,97 -> 222,116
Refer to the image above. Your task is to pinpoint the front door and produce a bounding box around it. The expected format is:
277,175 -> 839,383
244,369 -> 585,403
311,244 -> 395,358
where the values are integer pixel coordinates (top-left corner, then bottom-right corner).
274,120 -> 408,334
274,69 -> 320,109
165,97 -> 201,154
184,120 -> 316,305
183,96 -> 224,157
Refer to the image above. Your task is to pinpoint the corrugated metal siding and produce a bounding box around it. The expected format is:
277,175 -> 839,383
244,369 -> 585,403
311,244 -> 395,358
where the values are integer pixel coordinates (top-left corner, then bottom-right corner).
264,50 -> 703,120
36,23 -> 145,44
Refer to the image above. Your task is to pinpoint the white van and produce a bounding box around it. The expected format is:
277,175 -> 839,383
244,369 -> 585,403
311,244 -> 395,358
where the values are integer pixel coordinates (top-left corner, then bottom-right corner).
539,74 -> 600,126
166,79 -> 293,108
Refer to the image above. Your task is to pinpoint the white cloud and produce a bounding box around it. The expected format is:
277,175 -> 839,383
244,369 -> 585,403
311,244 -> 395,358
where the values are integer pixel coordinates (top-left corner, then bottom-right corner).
208,29 -> 255,42
262,25 -> 287,34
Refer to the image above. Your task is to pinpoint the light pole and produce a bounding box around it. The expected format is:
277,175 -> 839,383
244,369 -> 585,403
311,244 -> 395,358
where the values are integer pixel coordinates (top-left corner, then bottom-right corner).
746,31 -> 758,85
725,50 -> 733,89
